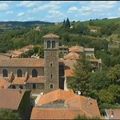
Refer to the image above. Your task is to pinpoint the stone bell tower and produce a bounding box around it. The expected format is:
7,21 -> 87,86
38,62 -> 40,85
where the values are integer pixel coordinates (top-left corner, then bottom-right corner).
43,33 -> 59,93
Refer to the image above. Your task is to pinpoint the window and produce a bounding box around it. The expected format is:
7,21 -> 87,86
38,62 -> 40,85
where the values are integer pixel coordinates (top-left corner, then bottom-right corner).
51,74 -> 52,79
50,84 -> 54,89
19,85 -> 23,89
12,85 -> 16,89
32,69 -> 38,77
3,69 -> 8,77
47,41 -> 51,48
50,62 -> 53,67
32,83 -> 36,89
17,69 -> 22,77
52,41 -> 55,48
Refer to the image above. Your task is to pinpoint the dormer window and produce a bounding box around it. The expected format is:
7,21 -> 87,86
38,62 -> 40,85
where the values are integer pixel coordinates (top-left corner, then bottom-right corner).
47,41 -> 51,48
52,41 -> 55,48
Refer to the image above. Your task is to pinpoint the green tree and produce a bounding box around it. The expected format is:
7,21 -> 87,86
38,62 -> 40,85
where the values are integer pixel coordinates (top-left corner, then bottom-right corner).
68,54 -> 90,95
107,64 -> 120,84
65,18 -> 70,28
89,71 -> 110,91
98,89 -> 115,104
0,109 -> 21,119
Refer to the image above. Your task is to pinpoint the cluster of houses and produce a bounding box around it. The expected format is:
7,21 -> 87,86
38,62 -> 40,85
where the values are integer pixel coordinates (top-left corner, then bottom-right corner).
0,33 -> 119,119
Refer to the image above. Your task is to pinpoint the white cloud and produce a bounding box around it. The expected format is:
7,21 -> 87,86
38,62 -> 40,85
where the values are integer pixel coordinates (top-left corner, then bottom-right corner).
19,1 -> 41,8
68,1 -> 118,16
32,2 -> 60,12
0,3 -> 9,11
46,10 -> 65,22
68,6 -> 79,13
19,1 -> 34,8
17,12 -> 25,17
107,16 -> 118,19
89,1 -> 117,11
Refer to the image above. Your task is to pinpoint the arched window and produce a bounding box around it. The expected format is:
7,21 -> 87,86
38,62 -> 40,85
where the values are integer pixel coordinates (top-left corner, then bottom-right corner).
52,41 -> 55,48
17,69 -> 22,77
32,69 -> 38,77
3,69 -> 8,77
50,84 -> 54,89
47,41 -> 51,48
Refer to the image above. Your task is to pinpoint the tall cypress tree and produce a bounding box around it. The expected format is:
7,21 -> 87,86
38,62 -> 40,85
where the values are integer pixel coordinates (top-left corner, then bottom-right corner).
65,18 -> 70,28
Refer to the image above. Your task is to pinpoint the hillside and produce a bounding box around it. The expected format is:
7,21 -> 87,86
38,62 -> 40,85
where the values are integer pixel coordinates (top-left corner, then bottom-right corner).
0,17 -> 120,53
0,21 -> 54,30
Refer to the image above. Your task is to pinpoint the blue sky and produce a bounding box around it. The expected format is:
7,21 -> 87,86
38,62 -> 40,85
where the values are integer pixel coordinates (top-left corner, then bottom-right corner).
0,1 -> 120,22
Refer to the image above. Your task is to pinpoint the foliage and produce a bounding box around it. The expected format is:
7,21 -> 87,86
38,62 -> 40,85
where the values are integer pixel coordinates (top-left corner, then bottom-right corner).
0,109 -> 21,119
68,54 -> 91,95
63,18 -> 71,29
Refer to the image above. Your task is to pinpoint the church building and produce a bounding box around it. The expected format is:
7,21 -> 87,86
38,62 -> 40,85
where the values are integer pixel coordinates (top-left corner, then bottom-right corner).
0,33 -> 64,93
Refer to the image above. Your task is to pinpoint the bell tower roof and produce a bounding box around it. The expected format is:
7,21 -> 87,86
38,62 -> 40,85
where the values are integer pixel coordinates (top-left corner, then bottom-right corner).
43,33 -> 59,39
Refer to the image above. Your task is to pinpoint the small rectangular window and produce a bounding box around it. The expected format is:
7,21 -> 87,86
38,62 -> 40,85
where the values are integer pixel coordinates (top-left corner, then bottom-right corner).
47,41 -> 51,48
51,74 -> 52,79
52,41 -> 55,48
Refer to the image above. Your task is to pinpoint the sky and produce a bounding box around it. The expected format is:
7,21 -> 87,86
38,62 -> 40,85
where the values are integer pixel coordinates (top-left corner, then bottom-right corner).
0,1 -> 120,22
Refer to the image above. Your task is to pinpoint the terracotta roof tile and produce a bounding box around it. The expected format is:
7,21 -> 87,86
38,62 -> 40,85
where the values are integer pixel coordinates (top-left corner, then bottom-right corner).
0,80 -> 10,89
0,89 -> 25,110
69,46 -> 84,53
37,89 -> 75,106
66,95 -> 101,118
32,89 -> 101,119
43,33 -> 59,39
30,108 -> 83,120
26,76 -> 45,83
64,52 -> 80,60
0,58 -> 44,67
12,77 -> 26,85
64,59 -> 76,69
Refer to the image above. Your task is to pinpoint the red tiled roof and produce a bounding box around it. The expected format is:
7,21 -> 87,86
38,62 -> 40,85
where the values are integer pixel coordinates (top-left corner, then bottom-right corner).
30,108 -> 83,120
0,80 -> 10,89
64,59 -> 76,69
43,33 -> 59,39
64,52 -> 80,60
37,89 -> 75,106
12,77 -> 26,85
66,95 -> 101,118
26,76 -> 45,83
32,89 -> 101,119
0,58 -> 44,67
69,46 -> 84,53
0,89 -> 25,110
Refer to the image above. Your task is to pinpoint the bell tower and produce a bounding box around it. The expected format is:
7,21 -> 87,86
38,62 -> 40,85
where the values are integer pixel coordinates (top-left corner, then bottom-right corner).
43,33 -> 59,93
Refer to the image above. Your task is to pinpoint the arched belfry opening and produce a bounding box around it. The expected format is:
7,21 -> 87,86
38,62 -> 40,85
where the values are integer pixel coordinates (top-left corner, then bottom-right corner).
43,33 -> 60,93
